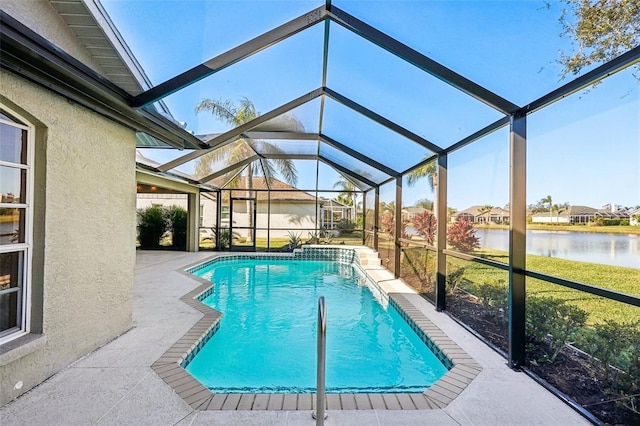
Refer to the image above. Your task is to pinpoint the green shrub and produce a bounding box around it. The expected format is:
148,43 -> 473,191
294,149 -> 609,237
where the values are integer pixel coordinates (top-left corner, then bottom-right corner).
476,281 -> 508,317
602,219 -> 623,226
446,265 -> 465,295
165,205 -> 188,249
216,227 -> 231,250
402,248 -> 436,283
526,296 -> 588,362
337,219 -> 356,234
137,205 -> 168,248
620,219 -> 630,226
287,231 -> 302,251
577,320 -> 640,414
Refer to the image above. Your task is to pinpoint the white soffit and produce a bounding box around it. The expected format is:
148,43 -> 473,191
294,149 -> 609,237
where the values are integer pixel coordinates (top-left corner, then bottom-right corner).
49,0 -> 146,96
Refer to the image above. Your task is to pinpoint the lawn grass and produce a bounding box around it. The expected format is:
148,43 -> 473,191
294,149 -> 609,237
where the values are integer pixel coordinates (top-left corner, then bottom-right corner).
447,248 -> 640,325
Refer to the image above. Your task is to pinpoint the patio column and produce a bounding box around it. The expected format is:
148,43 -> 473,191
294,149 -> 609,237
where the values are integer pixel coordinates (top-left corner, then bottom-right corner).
509,112 -> 527,369
215,191 -> 222,250
435,153 -> 447,311
187,192 -> 199,252
394,176 -> 402,278
362,190 -> 366,245
374,186 -> 379,251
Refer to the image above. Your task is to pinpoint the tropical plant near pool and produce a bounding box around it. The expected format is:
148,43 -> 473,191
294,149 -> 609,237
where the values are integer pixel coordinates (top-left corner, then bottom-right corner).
446,217 -> 480,253
380,211 -> 395,234
412,210 -> 437,244
286,231 -> 302,251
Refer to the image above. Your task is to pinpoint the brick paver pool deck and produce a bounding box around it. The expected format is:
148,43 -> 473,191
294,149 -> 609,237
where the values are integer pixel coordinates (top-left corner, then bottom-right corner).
0,250 -> 589,425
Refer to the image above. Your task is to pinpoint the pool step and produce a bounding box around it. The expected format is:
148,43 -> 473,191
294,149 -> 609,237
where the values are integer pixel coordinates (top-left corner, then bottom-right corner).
352,247 -> 382,266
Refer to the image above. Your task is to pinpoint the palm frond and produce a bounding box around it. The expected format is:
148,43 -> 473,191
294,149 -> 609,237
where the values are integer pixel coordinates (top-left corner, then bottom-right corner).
195,98 -> 237,124
194,97 -> 299,188
235,97 -> 258,126
406,161 -> 436,189
194,138 -> 253,179
255,141 -> 298,186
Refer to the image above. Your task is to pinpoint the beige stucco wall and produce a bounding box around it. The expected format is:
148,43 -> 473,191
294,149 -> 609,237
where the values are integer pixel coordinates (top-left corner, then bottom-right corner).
0,70 -> 135,405
1,0 -> 106,74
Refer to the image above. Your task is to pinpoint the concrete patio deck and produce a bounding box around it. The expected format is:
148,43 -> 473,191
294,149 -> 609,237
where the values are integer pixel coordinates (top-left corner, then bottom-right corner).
0,251 -> 589,425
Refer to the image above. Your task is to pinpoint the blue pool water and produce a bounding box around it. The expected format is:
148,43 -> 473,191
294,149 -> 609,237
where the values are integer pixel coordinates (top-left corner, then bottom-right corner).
187,258 -> 448,393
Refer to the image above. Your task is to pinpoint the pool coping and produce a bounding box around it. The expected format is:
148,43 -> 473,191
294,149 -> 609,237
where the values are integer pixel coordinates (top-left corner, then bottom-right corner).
150,246 -> 482,411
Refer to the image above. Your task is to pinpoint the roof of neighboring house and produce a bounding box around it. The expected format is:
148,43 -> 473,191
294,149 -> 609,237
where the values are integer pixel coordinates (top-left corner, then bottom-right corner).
230,177 -> 316,202
566,205 -> 599,215
454,206 -> 509,216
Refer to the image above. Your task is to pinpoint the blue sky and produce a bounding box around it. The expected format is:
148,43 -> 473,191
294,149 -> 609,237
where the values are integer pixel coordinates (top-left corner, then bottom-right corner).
102,0 -> 639,210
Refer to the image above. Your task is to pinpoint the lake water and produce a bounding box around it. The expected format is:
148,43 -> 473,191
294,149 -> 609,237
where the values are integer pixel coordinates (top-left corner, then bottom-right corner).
476,228 -> 640,269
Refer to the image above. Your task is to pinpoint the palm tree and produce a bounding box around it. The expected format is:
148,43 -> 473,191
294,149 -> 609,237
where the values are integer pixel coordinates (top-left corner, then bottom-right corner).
333,175 -> 357,221
477,205 -> 494,224
541,195 -> 553,218
552,202 -> 570,222
195,97 -> 300,242
406,160 -> 437,191
407,160 -> 438,224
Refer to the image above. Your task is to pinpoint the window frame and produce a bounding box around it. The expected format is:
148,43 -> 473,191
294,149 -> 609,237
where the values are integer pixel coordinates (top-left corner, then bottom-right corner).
0,105 -> 34,345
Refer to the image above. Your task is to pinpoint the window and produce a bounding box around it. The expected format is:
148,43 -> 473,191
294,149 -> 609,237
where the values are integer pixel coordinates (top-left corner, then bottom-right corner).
0,107 -> 33,344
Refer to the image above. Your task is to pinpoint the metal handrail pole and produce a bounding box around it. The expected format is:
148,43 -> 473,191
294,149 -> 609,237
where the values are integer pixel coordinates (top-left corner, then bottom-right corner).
313,296 -> 327,424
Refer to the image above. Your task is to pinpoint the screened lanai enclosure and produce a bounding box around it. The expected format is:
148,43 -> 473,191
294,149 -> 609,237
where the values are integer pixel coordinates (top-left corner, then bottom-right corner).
3,0 -> 638,423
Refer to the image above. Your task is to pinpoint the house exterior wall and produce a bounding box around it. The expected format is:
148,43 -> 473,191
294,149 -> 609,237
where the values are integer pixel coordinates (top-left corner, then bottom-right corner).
229,200 -> 317,239
0,69 -> 135,405
531,216 -> 570,224
261,201 -> 317,238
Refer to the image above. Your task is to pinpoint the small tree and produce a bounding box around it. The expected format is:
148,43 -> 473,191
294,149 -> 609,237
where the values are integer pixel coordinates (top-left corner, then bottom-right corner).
447,218 -> 480,253
165,205 -> 188,249
412,210 -> 437,245
556,0 -> 640,80
380,211 -> 395,234
137,205 -> 167,248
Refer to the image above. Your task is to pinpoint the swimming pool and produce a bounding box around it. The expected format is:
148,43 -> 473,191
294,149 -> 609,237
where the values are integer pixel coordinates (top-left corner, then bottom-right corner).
185,256 -> 448,394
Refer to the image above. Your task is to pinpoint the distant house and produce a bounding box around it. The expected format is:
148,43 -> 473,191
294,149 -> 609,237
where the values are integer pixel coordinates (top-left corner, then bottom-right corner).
230,178 -> 354,236
452,206 -> 509,224
531,205 -> 631,224
137,174 -> 355,238
228,177 -> 317,238
630,208 -> 640,226
403,206 -> 428,221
